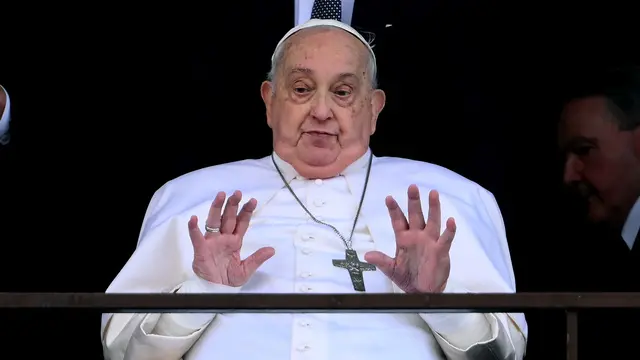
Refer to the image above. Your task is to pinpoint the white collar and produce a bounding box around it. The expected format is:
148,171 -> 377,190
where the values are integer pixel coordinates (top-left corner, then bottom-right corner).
271,148 -> 372,183
622,196 -> 640,249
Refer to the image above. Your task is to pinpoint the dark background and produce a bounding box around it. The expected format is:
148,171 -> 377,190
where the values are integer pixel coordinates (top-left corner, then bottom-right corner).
0,1 -> 637,358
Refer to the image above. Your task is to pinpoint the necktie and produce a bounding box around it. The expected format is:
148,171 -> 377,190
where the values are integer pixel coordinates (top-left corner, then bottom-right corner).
310,0 -> 342,21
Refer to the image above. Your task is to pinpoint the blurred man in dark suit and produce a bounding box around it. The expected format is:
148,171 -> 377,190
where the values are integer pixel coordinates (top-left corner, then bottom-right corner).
270,0 -> 392,45
253,0 -> 394,67
557,66 -> 640,359
559,67 -> 640,262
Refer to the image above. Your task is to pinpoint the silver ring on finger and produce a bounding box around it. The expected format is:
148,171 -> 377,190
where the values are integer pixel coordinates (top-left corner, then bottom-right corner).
205,224 -> 220,234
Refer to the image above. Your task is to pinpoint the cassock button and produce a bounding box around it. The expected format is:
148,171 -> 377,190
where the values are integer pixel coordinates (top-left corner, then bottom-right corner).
313,198 -> 326,207
298,320 -> 311,327
298,285 -> 312,293
302,234 -> 314,242
300,271 -> 312,278
301,248 -> 312,255
315,179 -> 323,185
296,344 -> 311,352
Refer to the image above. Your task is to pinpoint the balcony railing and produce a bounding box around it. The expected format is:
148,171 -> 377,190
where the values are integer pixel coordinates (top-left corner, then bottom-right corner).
3,292 -> 640,360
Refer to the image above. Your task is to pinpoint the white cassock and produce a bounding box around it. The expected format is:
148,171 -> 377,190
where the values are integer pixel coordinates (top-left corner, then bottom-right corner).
101,149 -> 528,360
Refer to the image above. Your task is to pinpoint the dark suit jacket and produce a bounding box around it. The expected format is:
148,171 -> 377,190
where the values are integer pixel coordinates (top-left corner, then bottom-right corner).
531,217 -> 640,360
577,225 -> 640,360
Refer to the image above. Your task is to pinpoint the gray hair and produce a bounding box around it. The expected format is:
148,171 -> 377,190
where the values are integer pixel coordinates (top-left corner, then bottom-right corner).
266,26 -> 378,90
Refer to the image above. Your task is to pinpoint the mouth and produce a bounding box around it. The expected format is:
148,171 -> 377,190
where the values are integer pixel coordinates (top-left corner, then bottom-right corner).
576,183 -> 596,199
304,131 -> 336,137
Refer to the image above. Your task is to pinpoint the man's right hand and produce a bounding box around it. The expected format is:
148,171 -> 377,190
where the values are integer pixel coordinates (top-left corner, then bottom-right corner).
188,190 -> 275,287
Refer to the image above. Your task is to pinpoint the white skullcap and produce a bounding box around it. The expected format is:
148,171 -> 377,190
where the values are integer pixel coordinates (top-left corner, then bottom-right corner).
271,19 -> 376,64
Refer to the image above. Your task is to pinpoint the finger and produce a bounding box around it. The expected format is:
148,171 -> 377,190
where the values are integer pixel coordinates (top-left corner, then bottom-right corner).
242,246 -> 276,276
364,251 -> 395,279
188,215 -> 204,248
221,190 -> 242,234
438,217 -> 456,249
385,196 -> 409,233
234,198 -> 258,237
407,185 -> 426,230
205,192 -> 226,238
426,190 -> 442,238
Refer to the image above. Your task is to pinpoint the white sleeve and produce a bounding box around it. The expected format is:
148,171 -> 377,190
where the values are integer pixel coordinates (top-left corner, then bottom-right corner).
402,184 -> 528,360
100,184 -> 238,360
153,278 -> 241,337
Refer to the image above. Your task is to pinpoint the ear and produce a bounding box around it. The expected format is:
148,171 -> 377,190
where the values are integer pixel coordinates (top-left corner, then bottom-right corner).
369,89 -> 386,135
261,81 -> 275,128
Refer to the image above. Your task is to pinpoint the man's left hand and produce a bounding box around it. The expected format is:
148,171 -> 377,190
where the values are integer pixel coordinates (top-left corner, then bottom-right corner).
365,185 -> 456,293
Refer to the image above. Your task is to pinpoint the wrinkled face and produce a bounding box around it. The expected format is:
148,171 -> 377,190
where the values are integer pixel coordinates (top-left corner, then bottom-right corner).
261,27 -> 385,179
558,96 -> 640,226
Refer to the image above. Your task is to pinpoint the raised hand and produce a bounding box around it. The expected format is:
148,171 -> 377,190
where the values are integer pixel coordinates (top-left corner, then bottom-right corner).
188,190 -> 275,287
364,185 -> 456,293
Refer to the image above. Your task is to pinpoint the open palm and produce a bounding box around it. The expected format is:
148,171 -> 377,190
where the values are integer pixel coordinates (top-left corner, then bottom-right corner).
365,186 -> 456,293
188,190 -> 275,287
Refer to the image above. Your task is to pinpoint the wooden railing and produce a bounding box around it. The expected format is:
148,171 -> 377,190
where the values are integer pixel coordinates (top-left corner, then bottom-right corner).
3,292 -> 640,359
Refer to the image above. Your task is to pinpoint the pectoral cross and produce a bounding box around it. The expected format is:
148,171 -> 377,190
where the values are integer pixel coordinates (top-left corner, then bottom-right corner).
332,249 -> 376,292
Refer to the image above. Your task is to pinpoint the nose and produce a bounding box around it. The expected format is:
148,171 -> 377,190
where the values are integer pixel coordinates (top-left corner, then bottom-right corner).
563,154 -> 583,184
310,93 -> 333,121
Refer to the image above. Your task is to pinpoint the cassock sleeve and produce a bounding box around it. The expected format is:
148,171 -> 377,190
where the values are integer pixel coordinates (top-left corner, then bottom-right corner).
396,283 -> 526,360
100,185 -> 240,360
394,186 -> 527,360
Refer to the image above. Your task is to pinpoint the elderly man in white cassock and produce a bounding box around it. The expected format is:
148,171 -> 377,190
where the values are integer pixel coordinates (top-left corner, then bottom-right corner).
101,19 -> 527,360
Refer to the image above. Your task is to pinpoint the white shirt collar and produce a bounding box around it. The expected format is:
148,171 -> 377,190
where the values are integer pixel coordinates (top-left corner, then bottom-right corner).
622,196 -> 640,249
271,148 -> 372,183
